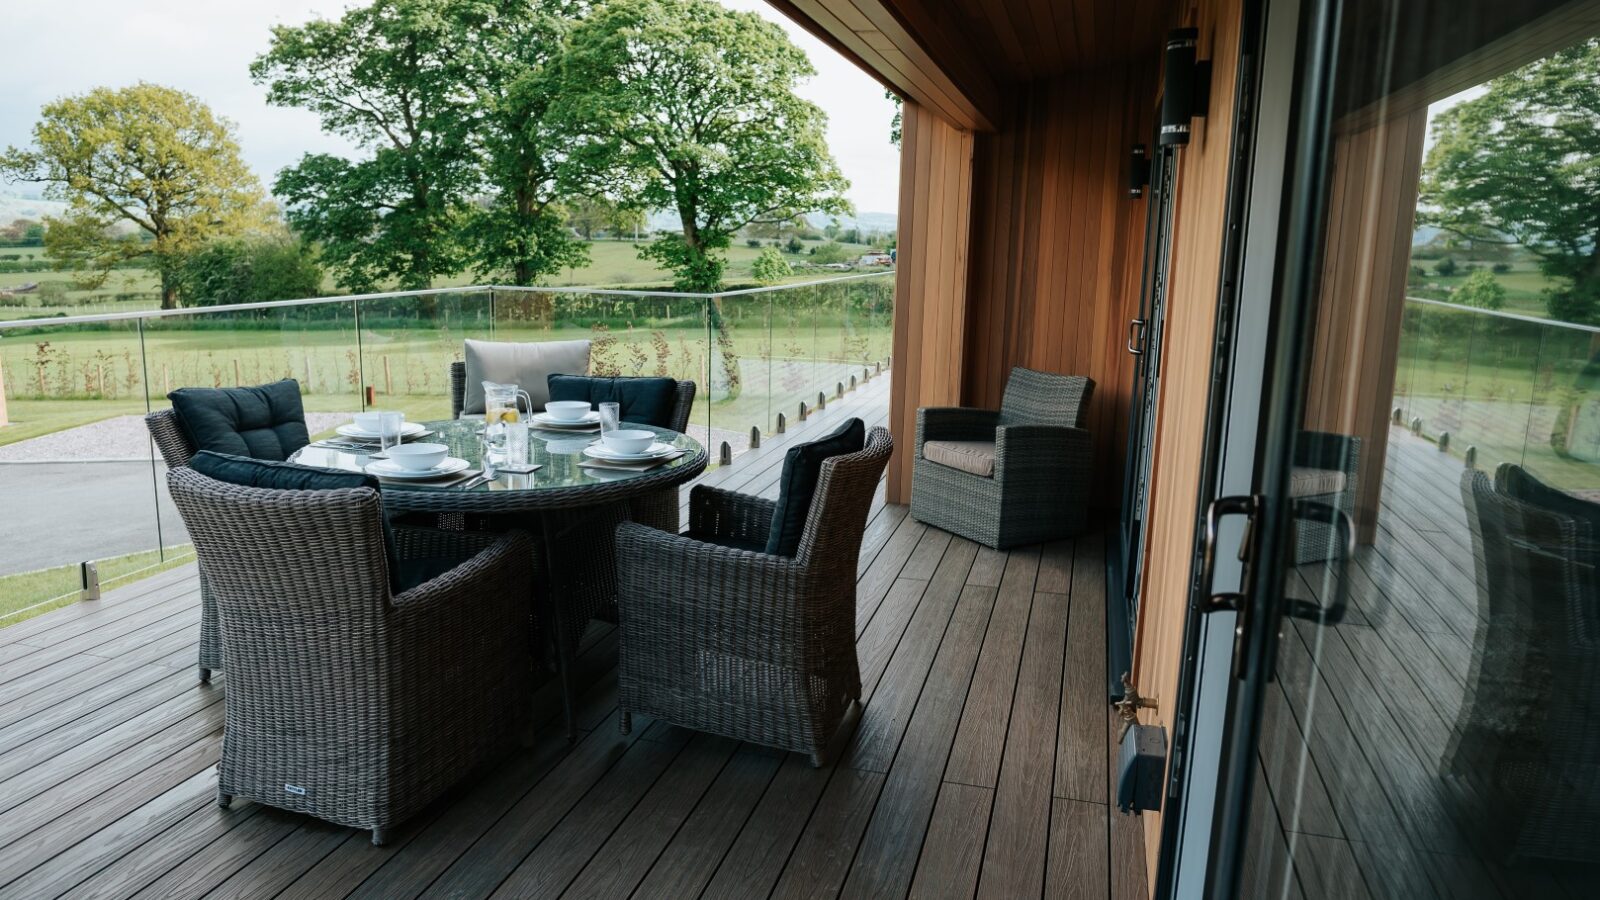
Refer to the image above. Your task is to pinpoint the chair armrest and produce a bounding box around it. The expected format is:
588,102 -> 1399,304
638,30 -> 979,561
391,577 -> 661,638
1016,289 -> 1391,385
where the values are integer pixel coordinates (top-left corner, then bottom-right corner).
1294,431 -> 1360,476
916,407 -> 999,453
688,485 -> 776,546
392,529 -> 536,619
615,521 -> 810,662
995,424 -> 1092,483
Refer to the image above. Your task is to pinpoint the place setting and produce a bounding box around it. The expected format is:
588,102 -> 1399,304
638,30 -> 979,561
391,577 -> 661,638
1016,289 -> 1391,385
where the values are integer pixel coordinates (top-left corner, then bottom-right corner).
578,427 -> 686,472
311,410 -> 434,454
528,400 -> 602,434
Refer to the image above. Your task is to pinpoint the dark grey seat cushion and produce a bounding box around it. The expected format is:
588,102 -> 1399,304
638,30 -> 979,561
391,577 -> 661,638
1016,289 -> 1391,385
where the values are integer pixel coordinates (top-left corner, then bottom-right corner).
187,451 -> 443,593
167,380 -> 310,461
547,374 -> 678,429
766,417 -> 866,557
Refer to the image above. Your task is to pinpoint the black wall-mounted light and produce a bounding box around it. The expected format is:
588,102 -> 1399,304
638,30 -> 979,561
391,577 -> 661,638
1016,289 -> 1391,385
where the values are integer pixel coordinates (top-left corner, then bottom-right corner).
1159,28 -> 1212,147
1129,144 -> 1151,198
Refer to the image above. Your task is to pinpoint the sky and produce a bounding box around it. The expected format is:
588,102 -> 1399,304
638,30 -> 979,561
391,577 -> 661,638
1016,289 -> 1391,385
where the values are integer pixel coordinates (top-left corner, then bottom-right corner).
0,0 -> 903,215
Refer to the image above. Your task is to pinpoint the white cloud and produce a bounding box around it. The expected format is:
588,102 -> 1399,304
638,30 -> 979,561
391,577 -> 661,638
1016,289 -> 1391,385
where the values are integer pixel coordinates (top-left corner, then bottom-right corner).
1,0 -> 901,214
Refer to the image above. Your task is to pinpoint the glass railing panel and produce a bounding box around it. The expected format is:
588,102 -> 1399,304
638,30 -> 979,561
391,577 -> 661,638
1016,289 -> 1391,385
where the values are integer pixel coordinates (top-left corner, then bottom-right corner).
356,289 -> 493,423
1389,299 -> 1426,425
1396,299 -> 1474,448
1448,309 -> 1542,478
770,284 -> 820,424
1526,315 -> 1600,494
714,292 -> 774,454
0,316 -> 169,623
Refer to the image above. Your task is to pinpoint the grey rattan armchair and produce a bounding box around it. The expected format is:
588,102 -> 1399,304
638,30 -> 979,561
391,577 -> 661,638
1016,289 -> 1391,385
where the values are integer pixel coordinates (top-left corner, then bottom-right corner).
166,467 -> 536,846
614,426 -> 894,765
145,409 -> 224,684
910,367 -> 1094,549
1289,431 -> 1361,564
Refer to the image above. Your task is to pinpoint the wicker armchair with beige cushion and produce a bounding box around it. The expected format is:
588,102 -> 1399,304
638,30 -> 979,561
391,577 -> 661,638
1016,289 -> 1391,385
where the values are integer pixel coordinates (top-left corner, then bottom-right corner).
613,423 -> 893,765
167,466 -> 535,845
911,367 -> 1094,549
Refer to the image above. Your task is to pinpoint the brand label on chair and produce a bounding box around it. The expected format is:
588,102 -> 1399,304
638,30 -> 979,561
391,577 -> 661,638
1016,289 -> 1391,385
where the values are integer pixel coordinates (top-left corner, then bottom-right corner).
284,783 -> 307,796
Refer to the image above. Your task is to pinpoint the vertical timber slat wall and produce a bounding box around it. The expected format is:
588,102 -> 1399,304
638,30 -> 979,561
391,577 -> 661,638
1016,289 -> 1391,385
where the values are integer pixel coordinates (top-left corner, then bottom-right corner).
959,67 -> 1159,507
1129,0 -> 1244,884
888,101 -> 976,501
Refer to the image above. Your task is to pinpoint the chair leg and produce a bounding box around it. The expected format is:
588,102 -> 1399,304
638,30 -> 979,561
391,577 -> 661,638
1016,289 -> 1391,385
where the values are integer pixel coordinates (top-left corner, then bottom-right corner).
808,751 -> 827,769
217,791 -> 232,809
619,710 -> 632,735
198,667 -> 211,685
371,827 -> 388,847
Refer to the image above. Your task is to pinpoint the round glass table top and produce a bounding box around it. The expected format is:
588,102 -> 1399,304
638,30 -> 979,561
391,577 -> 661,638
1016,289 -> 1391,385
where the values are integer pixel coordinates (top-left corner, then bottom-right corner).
290,419 -> 706,498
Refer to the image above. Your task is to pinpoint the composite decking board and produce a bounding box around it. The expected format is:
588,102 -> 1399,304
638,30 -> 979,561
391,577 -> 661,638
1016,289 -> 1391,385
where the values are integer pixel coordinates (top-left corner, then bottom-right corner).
974,585 -> 1069,900
906,781 -> 993,900
0,385 -> 1145,900
0,666 -> 220,801
0,563 -> 198,648
1055,536 -> 1106,802
0,585 -> 201,671
840,582 -> 998,900
1288,832 -> 1372,900
626,749 -> 785,898
943,547 -> 1040,788
1044,797 -> 1110,900
1239,766 -> 1305,900
0,659 -> 196,757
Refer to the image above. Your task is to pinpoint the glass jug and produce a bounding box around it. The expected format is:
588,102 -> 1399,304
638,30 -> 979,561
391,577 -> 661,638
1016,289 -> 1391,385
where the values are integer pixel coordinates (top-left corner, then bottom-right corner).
481,381 -> 533,460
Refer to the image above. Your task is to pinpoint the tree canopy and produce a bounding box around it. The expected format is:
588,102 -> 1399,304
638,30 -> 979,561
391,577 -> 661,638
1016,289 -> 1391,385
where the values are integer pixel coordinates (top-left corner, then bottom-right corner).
552,0 -> 850,292
0,83 -> 269,308
1419,38 -> 1600,323
251,0 -> 480,291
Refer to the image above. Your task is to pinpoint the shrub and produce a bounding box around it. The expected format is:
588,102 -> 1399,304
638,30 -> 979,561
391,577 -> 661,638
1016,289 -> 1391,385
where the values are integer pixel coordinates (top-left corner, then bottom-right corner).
808,241 -> 851,264
745,238 -> 762,248
1455,268 -> 1506,311
176,236 -> 324,307
1491,261 -> 1512,274
1434,256 -> 1459,277
750,247 -> 792,285
784,237 -> 804,255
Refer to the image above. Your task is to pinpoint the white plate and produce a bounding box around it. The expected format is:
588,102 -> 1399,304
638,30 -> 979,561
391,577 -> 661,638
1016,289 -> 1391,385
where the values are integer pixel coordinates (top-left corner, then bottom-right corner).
337,421 -> 428,440
531,411 -> 601,427
583,441 -> 678,462
365,457 -> 470,480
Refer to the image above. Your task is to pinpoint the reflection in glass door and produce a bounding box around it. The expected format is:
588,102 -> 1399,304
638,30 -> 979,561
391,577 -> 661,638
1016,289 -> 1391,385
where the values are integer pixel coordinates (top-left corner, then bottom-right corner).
1187,0 -> 1600,896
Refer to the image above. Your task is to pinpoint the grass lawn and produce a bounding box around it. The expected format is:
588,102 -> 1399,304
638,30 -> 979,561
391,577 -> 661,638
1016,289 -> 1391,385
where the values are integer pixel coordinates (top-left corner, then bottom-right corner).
0,239 -> 886,318
0,545 -> 194,628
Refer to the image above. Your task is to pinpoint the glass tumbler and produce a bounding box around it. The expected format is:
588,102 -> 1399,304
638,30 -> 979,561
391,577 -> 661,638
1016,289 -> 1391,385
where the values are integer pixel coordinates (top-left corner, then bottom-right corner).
599,402 -> 621,435
378,411 -> 405,453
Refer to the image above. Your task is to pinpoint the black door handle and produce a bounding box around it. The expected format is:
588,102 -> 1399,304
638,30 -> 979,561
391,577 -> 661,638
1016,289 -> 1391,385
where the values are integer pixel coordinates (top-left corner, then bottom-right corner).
1198,495 -> 1262,680
1285,500 -> 1355,624
1128,318 -> 1148,355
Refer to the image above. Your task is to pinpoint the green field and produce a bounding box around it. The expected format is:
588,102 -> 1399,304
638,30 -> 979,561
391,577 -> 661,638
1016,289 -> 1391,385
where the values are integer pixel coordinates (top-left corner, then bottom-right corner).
0,277 -> 895,447
0,238 -> 887,318
0,546 -> 194,625
1407,256 -> 1566,319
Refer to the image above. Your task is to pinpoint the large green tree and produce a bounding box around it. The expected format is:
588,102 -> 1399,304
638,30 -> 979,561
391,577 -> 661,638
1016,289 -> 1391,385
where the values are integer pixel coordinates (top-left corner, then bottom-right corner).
0,83 -> 268,308
457,0 -> 591,285
251,0 -> 480,291
553,0 -> 851,292
1420,38 -> 1600,323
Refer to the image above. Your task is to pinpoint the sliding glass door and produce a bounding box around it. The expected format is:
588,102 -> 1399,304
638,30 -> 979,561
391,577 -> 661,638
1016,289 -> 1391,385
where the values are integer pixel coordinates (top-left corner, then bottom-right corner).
1169,0 -> 1600,895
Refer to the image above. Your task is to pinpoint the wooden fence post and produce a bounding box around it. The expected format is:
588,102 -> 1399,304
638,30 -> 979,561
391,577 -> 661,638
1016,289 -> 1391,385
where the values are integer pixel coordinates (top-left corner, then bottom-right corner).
0,355 -> 9,427
383,356 -> 393,395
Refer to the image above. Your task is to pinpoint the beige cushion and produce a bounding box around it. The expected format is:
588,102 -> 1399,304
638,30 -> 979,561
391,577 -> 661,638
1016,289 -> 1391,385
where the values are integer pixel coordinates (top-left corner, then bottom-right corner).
924,439 -> 996,478
462,338 -> 591,415
1289,466 -> 1346,497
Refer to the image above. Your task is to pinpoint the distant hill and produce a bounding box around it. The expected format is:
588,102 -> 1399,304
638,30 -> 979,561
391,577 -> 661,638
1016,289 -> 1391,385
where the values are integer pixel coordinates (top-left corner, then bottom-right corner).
0,192 -> 65,224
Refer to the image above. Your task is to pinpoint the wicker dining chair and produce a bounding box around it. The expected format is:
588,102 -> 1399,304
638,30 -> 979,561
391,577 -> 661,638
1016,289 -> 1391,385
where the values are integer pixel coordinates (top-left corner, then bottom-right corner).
910,367 -> 1094,549
614,426 -> 894,765
145,409 -> 225,683
166,466 -> 536,846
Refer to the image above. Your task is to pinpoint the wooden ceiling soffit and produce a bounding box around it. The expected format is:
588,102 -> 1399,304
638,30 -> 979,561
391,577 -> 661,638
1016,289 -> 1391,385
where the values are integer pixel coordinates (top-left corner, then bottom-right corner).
766,0 -> 1002,131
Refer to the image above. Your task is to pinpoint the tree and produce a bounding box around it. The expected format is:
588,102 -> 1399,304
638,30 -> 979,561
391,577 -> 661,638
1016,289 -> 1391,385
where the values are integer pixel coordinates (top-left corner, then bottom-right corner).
1455,268 -> 1507,311
1419,38 -> 1600,323
751,246 -> 791,284
458,0 -> 591,285
809,241 -> 850,264
1434,256 -> 1458,277
0,83 -> 268,308
175,233 -> 324,306
553,0 -> 851,292
252,0 -> 479,291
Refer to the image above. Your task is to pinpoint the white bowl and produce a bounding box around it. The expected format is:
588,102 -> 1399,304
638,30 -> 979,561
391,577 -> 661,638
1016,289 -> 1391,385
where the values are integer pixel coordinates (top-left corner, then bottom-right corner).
354,410 -> 402,432
601,429 -> 655,455
385,442 -> 448,471
544,401 -> 592,422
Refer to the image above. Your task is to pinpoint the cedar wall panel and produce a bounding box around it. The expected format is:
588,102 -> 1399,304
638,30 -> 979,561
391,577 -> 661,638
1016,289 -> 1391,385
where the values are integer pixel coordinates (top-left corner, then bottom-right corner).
887,102 -> 975,501
959,66 -> 1160,506
1302,108 -> 1429,543
1128,0 -> 1243,883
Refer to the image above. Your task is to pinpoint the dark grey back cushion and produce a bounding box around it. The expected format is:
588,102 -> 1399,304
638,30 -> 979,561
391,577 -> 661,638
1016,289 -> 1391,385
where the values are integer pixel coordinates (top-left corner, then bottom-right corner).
167,379 -> 310,461
766,418 -> 866,557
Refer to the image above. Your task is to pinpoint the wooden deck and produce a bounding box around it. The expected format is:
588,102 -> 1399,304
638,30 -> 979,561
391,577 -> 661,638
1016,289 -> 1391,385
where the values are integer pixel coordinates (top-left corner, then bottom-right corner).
1247,427 -> 1598,899
0,375 -> 1145,900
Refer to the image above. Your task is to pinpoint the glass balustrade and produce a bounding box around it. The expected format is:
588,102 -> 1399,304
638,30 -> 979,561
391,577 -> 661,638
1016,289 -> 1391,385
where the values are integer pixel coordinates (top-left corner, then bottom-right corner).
0,272 -> 893,623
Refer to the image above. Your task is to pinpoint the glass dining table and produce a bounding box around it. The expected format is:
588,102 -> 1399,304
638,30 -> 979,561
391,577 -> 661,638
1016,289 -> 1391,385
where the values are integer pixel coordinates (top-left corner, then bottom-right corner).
292,418 -> 708,736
